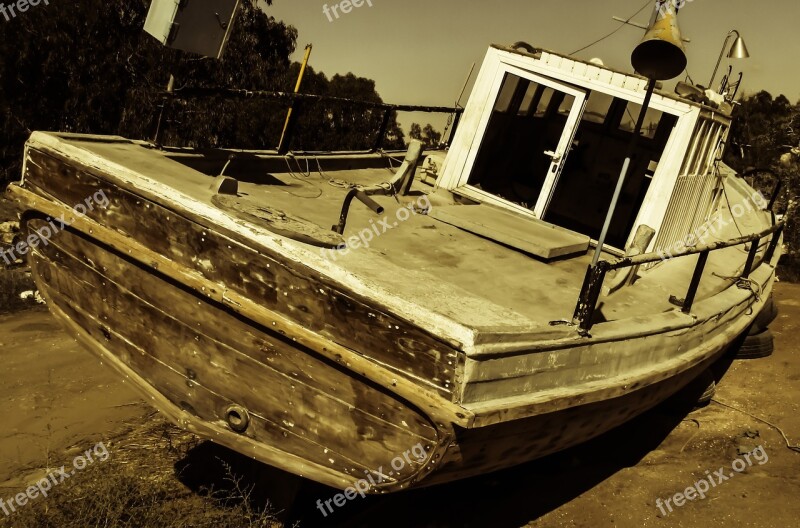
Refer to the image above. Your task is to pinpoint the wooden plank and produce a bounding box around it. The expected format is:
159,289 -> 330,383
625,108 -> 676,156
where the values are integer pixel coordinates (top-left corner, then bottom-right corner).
8,181 -> 472,429
33,224 -> 436,440
30,231 -> 441,489
422,361 -> 710,486
21,150 -> 461,396
428,204 -> 590,259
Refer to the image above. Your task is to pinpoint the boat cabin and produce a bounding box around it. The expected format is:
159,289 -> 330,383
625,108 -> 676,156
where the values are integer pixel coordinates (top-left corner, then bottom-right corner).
436,45 -> 735,256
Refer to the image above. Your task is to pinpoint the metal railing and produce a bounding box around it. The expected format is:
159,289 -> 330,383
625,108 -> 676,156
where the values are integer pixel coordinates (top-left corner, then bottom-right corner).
573,219 -> 785,334
152,87 -> 463,154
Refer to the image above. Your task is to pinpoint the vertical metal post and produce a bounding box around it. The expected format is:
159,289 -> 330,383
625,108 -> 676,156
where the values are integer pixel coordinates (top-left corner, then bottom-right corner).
372,108 -> 393,152
278,44 -> 313,154
574,263 -> 610,333
152,74 -> 175,146
682,251 -> 709,314
768,179 -> 783,211
592,78 -> 657,266
742,239 -> 760,278
764,224 -> 784,263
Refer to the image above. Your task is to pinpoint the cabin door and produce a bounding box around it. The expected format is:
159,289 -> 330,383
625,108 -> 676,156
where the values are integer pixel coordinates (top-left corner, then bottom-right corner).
458,68 -> 587,216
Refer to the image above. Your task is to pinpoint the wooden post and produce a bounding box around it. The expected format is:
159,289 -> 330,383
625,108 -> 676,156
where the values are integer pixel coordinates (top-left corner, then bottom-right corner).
278,44 -> 312,154
152,74 -> 175,146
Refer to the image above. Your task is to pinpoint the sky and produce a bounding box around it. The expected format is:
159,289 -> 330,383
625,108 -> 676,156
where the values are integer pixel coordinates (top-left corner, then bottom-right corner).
257,0 -> 800,135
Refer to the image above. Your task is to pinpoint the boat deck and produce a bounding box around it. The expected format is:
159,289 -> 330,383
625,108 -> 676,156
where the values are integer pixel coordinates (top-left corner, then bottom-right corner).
25,134 -> 765,354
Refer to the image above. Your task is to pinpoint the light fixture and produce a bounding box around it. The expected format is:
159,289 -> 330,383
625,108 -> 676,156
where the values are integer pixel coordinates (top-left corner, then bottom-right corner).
709,30 -> 750,89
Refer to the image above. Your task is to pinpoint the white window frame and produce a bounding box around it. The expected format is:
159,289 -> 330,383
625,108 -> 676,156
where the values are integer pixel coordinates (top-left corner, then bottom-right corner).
437,47 -> 698,251
438,52 -> 588,219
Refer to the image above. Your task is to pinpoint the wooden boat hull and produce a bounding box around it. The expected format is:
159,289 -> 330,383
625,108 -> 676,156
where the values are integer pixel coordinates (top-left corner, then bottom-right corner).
10,134 -> 778,493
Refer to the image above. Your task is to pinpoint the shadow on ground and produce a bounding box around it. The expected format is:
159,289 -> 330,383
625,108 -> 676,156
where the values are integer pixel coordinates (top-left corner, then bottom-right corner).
174,360 -> 730,528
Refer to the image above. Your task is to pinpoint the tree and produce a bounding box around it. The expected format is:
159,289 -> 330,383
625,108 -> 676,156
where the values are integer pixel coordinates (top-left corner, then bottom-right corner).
0,0 -> 297,181
0,0 -> 409,183
409,123 -> 442,148
725,91 -> 800,278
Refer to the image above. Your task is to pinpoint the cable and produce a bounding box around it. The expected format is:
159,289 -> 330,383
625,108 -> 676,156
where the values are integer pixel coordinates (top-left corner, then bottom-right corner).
680,418 -> 702,453
570,0 -> 653,55
281,156 -> 324,199
712,398 -> 800,454
715,159 -> 746,237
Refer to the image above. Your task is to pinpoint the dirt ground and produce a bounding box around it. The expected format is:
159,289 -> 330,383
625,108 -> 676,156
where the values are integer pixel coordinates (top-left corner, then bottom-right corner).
0,285 -> 798,527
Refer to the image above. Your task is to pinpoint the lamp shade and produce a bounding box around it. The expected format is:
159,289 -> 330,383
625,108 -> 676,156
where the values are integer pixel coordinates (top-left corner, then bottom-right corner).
728,36 -> 750,59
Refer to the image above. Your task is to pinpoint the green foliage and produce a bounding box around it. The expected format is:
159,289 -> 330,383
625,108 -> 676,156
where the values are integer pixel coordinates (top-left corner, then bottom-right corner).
725,91 -> 800,278
0,0 -> 407,184
288,67 -> 406,151
409,122 -> 442,148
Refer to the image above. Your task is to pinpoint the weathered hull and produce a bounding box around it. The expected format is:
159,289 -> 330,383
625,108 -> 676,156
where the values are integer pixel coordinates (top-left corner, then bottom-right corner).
10,133 -> 778,493
29,223 -> 441,491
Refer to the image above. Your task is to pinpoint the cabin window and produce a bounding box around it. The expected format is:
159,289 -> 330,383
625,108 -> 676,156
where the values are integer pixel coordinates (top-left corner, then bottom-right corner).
466,72 -> 584,211
543,95 -> 678,248
442,50 -> 686,252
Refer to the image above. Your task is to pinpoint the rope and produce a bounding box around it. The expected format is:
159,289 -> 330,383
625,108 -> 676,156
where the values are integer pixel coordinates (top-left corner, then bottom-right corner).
712,399 -> 800,454
570,0 -> 652,55
736,276 -> 763,302
281,156 -> 324,199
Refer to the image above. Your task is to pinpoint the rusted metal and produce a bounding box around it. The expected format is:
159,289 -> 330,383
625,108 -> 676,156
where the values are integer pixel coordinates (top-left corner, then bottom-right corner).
606,221 -> 784,270
682,251 -> 710,314
574,220 -> 785,333
169,87 -> 463,115
573,262 -> 610,333
332,188 -> 384,235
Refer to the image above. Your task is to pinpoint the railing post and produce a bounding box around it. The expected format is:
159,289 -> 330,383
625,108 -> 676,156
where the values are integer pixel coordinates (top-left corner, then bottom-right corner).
152,97 -> 170,146
742,239 -> 760,278
764,224 -> 784,263
448,111 -> 463,147
768,179 -> 783,211
372,108 -> 393,152
682,251 -> 709,314
152,74 -> 175,147
573,263 -> 609,334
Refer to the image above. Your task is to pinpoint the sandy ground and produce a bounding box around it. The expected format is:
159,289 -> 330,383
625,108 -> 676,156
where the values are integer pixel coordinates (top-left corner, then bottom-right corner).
0,285 -> 798,527
0,308 -> 149,491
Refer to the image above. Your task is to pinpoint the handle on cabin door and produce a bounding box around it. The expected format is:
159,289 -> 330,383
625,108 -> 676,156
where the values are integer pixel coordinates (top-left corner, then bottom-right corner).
544,150 -> 561,162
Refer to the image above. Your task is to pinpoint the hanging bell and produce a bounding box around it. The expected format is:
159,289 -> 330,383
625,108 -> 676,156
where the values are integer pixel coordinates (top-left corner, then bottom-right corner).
631,1 -> 688,80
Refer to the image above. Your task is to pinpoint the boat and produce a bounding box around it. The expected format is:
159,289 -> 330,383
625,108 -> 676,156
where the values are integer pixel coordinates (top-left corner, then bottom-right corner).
6,3 -> 784,493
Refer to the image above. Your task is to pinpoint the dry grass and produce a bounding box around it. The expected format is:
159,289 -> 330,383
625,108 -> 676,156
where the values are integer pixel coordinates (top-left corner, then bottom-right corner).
1,413 -> 286,528
0,267 -> 40,314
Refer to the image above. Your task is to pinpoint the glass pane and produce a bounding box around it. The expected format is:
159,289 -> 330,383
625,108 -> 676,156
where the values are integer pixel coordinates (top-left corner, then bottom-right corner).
518,83 -> 541,116
622,103 -> 664,139
583,92 -> 614,124
533,88 -> 554,117
544,93 -> 678,248
494,75 -> 521,113
557,94 -> 575,116
467,73 -> 577,210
